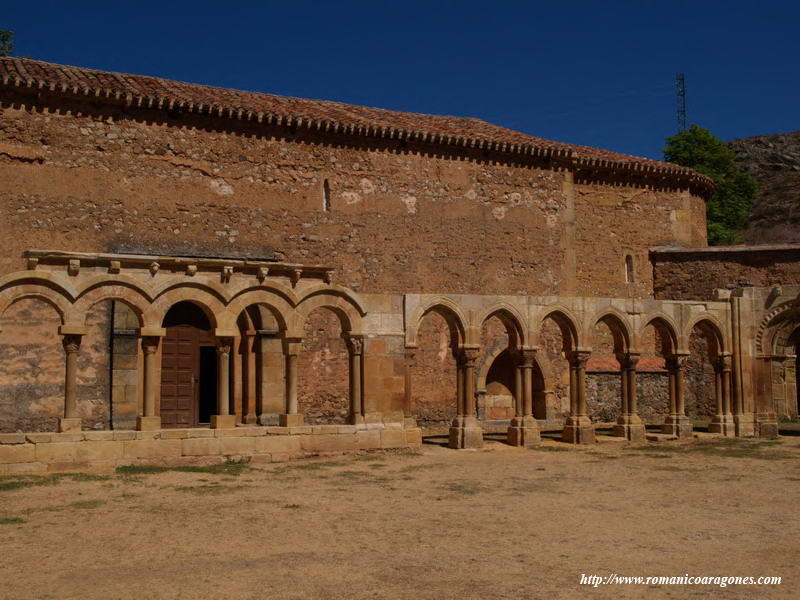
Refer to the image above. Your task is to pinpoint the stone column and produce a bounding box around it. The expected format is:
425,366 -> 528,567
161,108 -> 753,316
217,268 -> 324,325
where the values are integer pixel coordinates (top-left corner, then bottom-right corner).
279,337 -> 304,427
507,348 -> 541,447
403,347 -> 417,427
243,332 -> 258,425
448,347 -> 483,449
211,337 -> 236,429
709,354 -> 735,436
562,350 -> 595,444
345,335 -> 365,427
59,334 -> 83,433
662,353 -> 692,438
514,357 -> 524,420
136,336 -> 162,431
613,353 -> 645,442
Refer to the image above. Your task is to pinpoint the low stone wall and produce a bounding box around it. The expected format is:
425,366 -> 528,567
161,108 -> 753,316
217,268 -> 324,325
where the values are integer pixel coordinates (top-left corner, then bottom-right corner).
0,426 -> 423,474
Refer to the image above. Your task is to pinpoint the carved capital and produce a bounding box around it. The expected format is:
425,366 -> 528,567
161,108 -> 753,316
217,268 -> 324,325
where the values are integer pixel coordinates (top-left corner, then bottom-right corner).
622,353 -> 640,370
216,337 -> 233,357
141,336 -> 160,354
666,353 -> 689,371
717,354 -> 732,372
567,350 -> 591,369
518,348 -> 537,368
62,334 -> 82,354
344,335 -> 364,356
459,347 -> 480,368
404,347 -> 417,362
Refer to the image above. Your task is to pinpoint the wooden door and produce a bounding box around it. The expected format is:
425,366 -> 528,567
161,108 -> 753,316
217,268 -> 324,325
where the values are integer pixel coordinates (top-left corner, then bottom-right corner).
160,325 -> 200,428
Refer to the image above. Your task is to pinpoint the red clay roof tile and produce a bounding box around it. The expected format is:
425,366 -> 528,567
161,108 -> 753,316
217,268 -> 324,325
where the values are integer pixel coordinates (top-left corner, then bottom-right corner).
0,57 -> 713,191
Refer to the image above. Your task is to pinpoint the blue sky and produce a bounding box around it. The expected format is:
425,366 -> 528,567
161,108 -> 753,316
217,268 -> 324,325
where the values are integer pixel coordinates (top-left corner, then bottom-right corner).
4,0 -> 798,160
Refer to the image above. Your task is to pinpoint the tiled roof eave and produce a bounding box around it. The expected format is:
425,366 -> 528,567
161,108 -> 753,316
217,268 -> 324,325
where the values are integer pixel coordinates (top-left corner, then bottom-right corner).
0,58 -> 715,194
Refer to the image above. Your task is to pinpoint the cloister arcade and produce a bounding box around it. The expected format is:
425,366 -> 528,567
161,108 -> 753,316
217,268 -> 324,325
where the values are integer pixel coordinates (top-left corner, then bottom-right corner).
0,251 -> 790,461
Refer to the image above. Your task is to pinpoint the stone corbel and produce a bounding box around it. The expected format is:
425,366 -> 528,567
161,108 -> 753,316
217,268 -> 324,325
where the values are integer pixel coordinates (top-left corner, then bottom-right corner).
149,261 -> 160,276
290,268 -> 302,287
257,266 -> 269,282
186,264 -> 198,277
221,266 -> 233,283
323,270 -> 334,285
67,259 -> 80,276
108,260 -> 121,274
27,257 -> 39,270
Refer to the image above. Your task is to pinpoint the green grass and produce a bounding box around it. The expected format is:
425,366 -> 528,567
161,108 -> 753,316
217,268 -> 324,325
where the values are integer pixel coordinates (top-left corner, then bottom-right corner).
355,454 -> 385,462
115,459 -> 249,477
0,517 -> 26,525
0,472 -> 111,492
285,461 -> 346,471
282,503 -> 301,509
443,481 -> 482,496
529,445 -> 572,452
69,499 -> 105,510
174,484 -> 248,495
625,438 -> 795,460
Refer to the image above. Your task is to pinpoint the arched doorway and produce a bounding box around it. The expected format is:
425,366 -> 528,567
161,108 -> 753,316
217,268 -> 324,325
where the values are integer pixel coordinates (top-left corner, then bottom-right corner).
160,301 -> 218,428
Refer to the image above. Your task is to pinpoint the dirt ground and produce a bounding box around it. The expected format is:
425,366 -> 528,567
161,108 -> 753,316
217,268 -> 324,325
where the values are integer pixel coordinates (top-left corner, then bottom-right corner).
1,432 -> 799,600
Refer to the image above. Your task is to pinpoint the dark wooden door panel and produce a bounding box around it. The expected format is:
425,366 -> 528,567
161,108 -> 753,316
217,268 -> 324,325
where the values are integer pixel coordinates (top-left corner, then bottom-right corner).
161,324 -> 201,428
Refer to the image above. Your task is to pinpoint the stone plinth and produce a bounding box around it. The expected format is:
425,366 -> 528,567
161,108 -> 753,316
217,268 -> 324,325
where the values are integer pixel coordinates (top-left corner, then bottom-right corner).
211,415 -> 237,429
561,416 -> 595,445
661,415 -> 693,439
613,415 -> 646,442
506,417 -> 541,447
136,416 -> 162,431
448,417 -> 483,449
58,418 -> 82,433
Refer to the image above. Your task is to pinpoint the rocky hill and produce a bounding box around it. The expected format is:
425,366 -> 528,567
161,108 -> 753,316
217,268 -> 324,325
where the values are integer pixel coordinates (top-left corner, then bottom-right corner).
729,130 -> 800,243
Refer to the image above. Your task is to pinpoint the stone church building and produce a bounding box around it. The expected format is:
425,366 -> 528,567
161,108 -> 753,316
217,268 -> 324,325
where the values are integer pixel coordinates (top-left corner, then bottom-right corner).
1,57 -> 798,470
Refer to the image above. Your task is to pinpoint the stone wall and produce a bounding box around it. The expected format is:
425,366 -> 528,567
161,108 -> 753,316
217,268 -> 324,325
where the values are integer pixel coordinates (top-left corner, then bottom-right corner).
0,94 -> 704,300
652,246 -> 800,301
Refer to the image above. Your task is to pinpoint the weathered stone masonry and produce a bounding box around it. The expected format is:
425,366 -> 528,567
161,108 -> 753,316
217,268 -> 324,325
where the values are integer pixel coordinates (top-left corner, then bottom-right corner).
0,57 -> 797,471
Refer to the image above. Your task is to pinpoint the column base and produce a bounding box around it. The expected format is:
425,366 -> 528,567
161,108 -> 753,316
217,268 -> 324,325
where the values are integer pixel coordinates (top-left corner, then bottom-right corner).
506,416 -> 541,447
734,414 -> 756,437
211,414 -> 237,429
403,416 -> 417,428
279,413 -> 304,427
242,414 -> 258,425
661,415 -> 693,438
709,415 -> 736,437
348,413 -> 367,429
561,416 -> 595,445
58,417 -> 82,433
756,413 -> 779,438
136,416 -> 162,431
612,414 -> 646,442
448,416 -> 483,449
